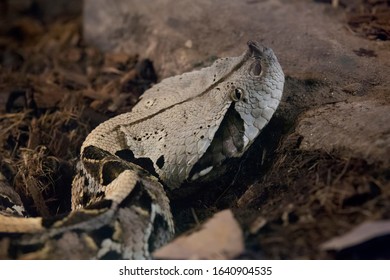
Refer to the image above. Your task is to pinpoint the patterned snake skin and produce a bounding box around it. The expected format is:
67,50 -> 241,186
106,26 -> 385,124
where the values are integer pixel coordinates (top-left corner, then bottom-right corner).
0,41 -> 284,259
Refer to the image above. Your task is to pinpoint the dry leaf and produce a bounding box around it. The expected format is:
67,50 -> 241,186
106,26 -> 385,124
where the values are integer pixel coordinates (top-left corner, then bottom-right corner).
153,209 -> 244,260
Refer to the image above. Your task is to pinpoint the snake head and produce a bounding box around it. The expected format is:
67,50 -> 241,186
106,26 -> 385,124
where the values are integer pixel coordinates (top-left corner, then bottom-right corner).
228,41 -> 285,149
188,41 -> 285,183
81,40 -> 285,189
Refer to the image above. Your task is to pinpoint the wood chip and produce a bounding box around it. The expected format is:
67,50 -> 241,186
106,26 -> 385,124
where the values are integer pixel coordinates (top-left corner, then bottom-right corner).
153,209 -> 244,260
321,220 -> 390,251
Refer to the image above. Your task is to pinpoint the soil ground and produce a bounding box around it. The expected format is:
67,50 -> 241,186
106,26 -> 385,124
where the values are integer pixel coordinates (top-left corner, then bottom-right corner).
0,0 -> 389,259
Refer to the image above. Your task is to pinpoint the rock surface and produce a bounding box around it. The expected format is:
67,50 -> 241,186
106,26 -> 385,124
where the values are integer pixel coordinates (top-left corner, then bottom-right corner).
84,0 -> 390,85
296,100 -> 390,165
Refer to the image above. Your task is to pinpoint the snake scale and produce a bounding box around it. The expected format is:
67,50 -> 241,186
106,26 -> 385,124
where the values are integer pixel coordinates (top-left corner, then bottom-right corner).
0,41 -> 284,259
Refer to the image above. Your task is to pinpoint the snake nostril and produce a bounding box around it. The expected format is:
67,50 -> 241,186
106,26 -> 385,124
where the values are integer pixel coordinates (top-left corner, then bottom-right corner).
250,60 -> 262,76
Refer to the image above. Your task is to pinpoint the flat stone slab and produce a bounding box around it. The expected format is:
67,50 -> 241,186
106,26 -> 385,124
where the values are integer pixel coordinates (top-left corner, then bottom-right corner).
83,0 -> 390,87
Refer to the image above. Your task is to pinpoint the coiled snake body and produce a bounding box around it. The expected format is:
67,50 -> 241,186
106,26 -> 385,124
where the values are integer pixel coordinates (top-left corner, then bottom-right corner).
0,41 -> 284,259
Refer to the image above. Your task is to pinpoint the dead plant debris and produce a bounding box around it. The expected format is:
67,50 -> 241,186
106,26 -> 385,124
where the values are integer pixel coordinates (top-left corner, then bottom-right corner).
0,14 -> 158,217
0,3 -> 389,260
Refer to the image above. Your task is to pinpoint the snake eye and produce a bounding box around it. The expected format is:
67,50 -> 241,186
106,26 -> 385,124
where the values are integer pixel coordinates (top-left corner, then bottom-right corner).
231,88 -> 244,102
